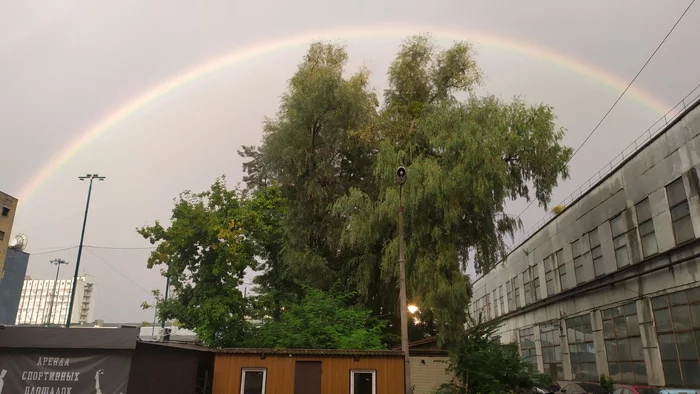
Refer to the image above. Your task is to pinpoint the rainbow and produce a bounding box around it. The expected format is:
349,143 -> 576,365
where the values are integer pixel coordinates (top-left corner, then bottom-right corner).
17,25 -> 671,204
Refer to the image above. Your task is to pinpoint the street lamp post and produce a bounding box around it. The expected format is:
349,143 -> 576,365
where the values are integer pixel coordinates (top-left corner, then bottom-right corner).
66,173 -> 105,327
396,166 -> 413,394
46,259 -> 68,326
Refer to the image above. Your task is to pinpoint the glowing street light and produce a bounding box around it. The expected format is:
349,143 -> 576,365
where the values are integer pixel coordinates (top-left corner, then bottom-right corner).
408,305 -> 419,314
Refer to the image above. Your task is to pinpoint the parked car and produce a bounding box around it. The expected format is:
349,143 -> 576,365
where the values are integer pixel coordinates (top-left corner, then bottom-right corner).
612,386 -> 662,394
559,382 -> 609,393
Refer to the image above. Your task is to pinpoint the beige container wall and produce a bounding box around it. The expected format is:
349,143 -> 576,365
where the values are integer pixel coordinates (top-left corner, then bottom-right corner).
409,356 -> 454,394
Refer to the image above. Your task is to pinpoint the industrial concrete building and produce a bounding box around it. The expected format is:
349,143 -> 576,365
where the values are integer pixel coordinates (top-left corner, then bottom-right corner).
15,274 -> 95,325
470,98 -> 700,388
0,191 -> 18,273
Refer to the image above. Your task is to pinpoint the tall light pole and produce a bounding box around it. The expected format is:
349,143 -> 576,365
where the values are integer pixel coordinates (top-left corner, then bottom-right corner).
66,173 -> 105,327
46,259 -> 68,326
396,166 -> 413,394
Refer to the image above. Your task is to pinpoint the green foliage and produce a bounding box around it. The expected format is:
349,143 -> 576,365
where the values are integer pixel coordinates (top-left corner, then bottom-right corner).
334,36 -> 572,342
442,316 -> 545,394
243,288 -> 387,349
599,374 -> 614,393
137,176 -> 285,347
147,34 -> 573,348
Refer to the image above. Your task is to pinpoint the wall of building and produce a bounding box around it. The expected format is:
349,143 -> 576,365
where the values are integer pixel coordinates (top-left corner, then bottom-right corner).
212,354 -> 404,394
469,100 -> 700,387
0,191 -> 18,273
16,275 -> 96,325
0,248 -> 29,324
409,356 -> 453,394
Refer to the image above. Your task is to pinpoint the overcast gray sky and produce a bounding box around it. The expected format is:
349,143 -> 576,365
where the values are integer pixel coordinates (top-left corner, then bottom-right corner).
2,0 -> 699,323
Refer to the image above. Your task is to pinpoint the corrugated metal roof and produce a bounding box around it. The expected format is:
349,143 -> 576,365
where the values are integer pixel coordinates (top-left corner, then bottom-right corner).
138,341 -> 403,357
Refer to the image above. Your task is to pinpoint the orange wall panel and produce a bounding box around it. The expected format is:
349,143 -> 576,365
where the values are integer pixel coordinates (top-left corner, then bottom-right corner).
213,354 -> 404,394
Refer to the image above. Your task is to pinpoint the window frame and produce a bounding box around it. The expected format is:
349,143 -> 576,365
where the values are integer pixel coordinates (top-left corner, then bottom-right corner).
635,198 -> 658,258
540,321 -> 563,380
514,277 -> 522,309
519,327 -> 537,373
523,269 -> 532,305
350,369 -> 377,394
651,287 -> 700,387
532,265 -> 541,302
610,214 -> 631,269
602,302 -> 646,384
499,286 -> 505,316
1,206 -> 9,217
492,289 -> 499,317
506,280 -> 514,311
589,228 -> 604,277
666,177 -> 695,245
240,368 -> 267,394
555,249 -> 567,291
572,239 -> 585,285
567,314 -> 598,382
545,255 -> 556,297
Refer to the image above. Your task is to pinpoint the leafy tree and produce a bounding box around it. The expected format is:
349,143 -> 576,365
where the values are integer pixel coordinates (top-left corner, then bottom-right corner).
243,288 -> 387,349
334,35 -> 572,342
239,41 -> 379,296
438,316 -> 551,394
137,176 -> 284,347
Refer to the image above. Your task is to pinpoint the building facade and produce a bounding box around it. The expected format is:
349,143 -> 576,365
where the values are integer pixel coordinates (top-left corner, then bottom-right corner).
470,100 -> 700,387
0,248 -> 30,324
0,191 -> 18,273
15,275 -> 95,325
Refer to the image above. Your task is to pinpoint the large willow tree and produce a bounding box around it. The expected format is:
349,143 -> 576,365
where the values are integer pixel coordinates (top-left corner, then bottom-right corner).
244,34 -> 572,343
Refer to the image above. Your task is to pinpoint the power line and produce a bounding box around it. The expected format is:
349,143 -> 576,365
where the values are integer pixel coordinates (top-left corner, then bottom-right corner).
26,245 -> 157,255
514,0 -> 695,221
29,246 -> 78,255
84,245 -> 157,250
84,248 -> 154,298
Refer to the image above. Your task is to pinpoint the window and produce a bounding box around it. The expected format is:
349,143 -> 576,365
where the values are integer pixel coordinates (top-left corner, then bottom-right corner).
351,370 -> 376,394
667,178 -> 695,245
0,230 -> 4,241
545,256 -> 556,297
532,265 -> 541,301
523,269 -> 532,305
567,314 -> 597,381
241,368 -> 266,394
484,294 -> 491,320
514,277 -> 522,308
1,206 -> 9,217
507,281 -> 514,311
499,286 -> 505,316
493,290 -> 499,317
519,327 -> 537,373
540,322 -> 563,380
556,249 -> 567,291
610,215 -> 630,269
589,229 -> 604,276
572,239 -> 585,285
636,198 -> 658,257
652,287 -> 700,387
603,303 -> 646,384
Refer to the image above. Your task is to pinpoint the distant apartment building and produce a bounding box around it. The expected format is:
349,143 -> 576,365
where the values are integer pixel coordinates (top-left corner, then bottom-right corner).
0,247 -> 30,324
16,275 -> 96,325
0,191 -> 18,273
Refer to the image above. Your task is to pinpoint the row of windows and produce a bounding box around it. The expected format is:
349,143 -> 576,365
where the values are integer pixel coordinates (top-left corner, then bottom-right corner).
475,177 -> 696,320
240,368 -> 376,394
517,287 -> 700,387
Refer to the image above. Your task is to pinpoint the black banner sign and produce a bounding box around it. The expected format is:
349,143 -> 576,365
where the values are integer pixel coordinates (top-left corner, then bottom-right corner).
0,352 -> 131,394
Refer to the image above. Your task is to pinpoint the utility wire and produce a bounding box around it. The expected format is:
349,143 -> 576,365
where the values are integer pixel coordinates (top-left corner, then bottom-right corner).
26,245 -> 157,254
84,248 -> 154,298
514,0 -> 695,221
